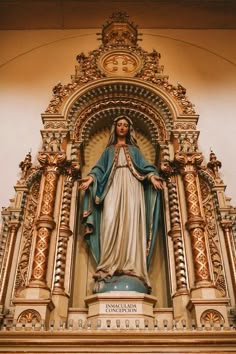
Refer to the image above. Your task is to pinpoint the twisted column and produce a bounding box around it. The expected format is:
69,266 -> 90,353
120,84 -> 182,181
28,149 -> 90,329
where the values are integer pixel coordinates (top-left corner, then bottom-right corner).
167,177 -> 188,294
29,152 -> 66,288
175,152 -> 211,287
52,175 -> 74,295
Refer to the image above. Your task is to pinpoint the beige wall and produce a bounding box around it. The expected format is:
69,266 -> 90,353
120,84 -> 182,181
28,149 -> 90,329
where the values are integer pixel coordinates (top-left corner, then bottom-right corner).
1,29 -> 236,209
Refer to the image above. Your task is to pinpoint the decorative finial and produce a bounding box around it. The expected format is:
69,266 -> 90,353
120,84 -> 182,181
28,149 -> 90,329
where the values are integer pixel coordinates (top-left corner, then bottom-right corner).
101,12 -> 139,47
19,151 -> 32,179
207,149 -> 222,177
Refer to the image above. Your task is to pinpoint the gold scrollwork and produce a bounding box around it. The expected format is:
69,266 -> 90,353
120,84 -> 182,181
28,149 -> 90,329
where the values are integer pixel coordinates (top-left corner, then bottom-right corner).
192,227 -> 211,282
31,227 -> 50,281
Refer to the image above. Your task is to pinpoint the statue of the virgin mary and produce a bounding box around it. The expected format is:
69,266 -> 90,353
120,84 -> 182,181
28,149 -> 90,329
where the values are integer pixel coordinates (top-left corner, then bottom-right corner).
80,116 -> 163,294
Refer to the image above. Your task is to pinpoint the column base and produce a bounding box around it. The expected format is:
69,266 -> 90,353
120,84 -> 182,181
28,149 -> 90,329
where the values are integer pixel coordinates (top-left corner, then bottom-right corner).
12,298 -> 54,326
187,296 -> 230,328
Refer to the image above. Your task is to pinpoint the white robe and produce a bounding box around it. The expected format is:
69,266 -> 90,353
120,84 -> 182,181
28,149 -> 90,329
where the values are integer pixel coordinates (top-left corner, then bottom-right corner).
95,147 -> 150,287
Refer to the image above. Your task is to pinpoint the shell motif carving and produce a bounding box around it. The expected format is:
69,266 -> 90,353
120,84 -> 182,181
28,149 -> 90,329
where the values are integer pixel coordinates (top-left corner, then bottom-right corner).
18,309 -> 41,323
200,309 -> 224,324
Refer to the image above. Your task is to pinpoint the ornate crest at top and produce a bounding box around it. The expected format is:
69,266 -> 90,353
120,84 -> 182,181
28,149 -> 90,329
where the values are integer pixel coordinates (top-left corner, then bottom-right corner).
45,12 -> 195,115
101,12 -> 139,46
96,12 -> 143,77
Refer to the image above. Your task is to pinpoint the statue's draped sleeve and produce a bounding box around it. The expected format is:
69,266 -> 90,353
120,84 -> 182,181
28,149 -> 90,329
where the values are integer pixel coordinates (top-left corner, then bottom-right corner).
82,145 -> 161,267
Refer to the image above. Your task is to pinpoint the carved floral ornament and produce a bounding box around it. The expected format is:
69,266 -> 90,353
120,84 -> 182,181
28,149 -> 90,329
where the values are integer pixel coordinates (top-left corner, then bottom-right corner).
45,14 -> 195,116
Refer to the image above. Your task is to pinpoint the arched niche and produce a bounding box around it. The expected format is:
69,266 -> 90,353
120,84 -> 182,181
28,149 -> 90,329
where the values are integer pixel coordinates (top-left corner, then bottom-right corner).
65,80 -> 175,308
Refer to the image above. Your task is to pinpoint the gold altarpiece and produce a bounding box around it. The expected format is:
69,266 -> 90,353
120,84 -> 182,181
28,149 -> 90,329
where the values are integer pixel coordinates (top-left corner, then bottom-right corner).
0,13 -> 236,353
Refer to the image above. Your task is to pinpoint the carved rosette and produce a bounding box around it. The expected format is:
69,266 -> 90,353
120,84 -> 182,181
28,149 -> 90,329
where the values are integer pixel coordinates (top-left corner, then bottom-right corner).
29,152 -> 66,287
175,152 -> 211,286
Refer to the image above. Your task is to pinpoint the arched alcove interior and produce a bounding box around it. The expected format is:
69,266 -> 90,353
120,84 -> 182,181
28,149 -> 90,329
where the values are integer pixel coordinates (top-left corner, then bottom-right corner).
66,81 -> 174,308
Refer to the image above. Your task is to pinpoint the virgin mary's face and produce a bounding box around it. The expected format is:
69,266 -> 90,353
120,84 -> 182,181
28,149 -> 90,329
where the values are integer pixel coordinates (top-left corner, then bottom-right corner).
115,119 -> 130,138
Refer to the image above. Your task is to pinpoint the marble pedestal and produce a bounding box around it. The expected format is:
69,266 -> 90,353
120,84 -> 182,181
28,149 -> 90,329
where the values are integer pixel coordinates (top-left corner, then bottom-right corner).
84,291 -> 157,329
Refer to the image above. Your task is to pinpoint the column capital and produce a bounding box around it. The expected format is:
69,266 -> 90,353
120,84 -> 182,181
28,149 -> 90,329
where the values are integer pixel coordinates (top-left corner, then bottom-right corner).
220,219 -> 233,231
175,152 -> 203,175
37,151 -> 66,170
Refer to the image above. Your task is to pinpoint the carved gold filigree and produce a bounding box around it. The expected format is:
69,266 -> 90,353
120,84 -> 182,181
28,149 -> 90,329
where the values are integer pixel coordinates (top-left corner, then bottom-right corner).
44,122 -> 67,129
200,178 -> 227,296
29,152 -> 66,286
191,227 -> 211,282
74,98 -> 166,144
184,172 -> 201,216
31,227 -> 50,281
176,152 -> 211,285
38,151 -> 66,168
200,309 -> 224,324
200,177 -> 211,201
38,152 -> 66,217
136,74 -> 195,115
45,15 -> 195,115
14,181 -> 40,296
174,122 -> 196,130
40,173 -> 58,217
45,82 -> 79,114
18,309 -> 41,323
